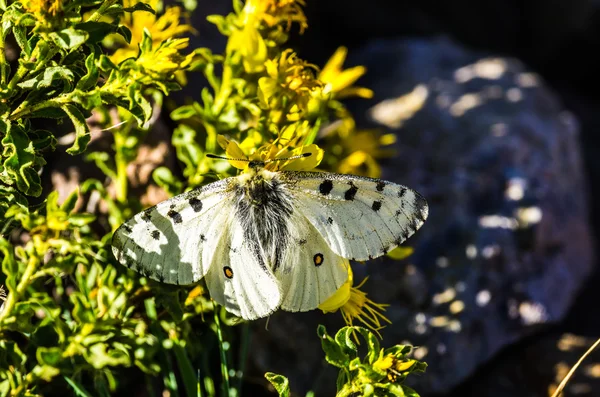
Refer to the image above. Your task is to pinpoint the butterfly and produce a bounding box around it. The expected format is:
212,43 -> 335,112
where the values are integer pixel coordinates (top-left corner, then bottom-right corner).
111,154 -> 428,320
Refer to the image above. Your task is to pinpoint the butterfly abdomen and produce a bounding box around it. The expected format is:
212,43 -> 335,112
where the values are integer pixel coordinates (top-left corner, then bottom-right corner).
234,171 -> 294,271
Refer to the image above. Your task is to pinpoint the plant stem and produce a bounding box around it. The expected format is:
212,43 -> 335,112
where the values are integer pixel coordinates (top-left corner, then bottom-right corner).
213,308 -> 231,397
235,322 -> 250,397
551,336 -> 600,397
86,0 -> 119,22
0,33 -> 7,85
113,128 -> 130,204
9,94 -> 70,120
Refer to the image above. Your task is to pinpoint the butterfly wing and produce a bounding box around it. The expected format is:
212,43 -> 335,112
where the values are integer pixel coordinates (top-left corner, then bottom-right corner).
111,178 -> 237,285
279,171 -> 428,261
203,215 -> 282,320
275,210 -> 349,312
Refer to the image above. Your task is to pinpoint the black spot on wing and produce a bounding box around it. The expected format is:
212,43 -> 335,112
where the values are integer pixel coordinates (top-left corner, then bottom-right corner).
167,209 -> 183,224
299,239 -> 307,245
319,179 -> 333,195
372,200 -> 382,212
376,181 -> 386,192
413,194 -> 429,221
122,224 -> 133,233
200,234 -> 206,242
345,183 -> 358,200
189,197 -> 203,212
327,217 -> 334,224
151,230 -> 160,240
141,209 -> 152,222
398,187 -> 407,198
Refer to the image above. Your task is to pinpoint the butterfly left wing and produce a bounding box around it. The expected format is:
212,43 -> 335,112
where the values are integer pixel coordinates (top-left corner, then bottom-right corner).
203,215 -> 283,320
274,209 -> 349,312
111,178 -> 236,285
279,171 -> 428,261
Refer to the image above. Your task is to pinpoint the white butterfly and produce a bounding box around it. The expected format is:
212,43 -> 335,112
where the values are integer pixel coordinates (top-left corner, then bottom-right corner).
111,156 -> 428,320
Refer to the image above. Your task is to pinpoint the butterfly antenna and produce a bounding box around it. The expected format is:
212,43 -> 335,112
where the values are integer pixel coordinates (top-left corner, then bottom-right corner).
263,152 -> 312,164
206,153 -> 250,163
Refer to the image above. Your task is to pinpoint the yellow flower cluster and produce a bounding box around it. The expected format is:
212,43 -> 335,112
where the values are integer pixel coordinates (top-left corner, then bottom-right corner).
109,0 -> 195,65
259,50 -> 323,123
21,0 -> 63,16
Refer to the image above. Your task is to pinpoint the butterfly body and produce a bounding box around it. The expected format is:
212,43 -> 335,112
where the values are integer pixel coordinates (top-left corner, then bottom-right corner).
112,164 -> 428,320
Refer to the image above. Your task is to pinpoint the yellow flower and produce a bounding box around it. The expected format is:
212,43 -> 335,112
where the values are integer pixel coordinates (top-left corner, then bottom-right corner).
21,0 -> 62,17
228,23 -> 268,73
243,0 -> 308,32
258,50 -> 323,122
319,47 -> 373,99
136,37 -> 195,75
216,136 -> 323,172
110,0 -> 195,65
373,350 -> 417,382
319,265 -> 391,338
331,129 -> 395,178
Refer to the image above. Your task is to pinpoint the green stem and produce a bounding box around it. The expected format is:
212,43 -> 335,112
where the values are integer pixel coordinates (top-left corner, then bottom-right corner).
0,33 -> 7,85
235,322 -> 250,397
212,64 -> 232,115
86,0 -> 119,22
9,94 -> 70,120
213,308 -> 231,397
0,256 -> 39,324
113,128 -> 130,204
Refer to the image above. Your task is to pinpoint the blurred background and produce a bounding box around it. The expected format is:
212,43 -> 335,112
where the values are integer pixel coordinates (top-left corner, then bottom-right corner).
163,1 -> 600,396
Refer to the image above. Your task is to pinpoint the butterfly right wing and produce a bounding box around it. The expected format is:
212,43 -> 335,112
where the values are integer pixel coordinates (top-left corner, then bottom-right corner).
275,209 -> 349,312
279,171 -> 428,261
111,177 -> 237,285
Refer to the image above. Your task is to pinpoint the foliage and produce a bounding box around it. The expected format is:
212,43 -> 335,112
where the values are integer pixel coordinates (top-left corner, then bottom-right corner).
0,0 -> 425,396
266,326 -> 425,397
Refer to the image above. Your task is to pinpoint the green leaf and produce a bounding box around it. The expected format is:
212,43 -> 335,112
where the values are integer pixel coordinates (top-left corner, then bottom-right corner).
12,25 -> 30,55
0,122 -> 42,196
170,104 -> 201,120
172,344 -> 198,397
64,376 -> 94,397
30,129 -> 57,152
265,373 -> 290,397
0,238 -> 18,290
59,188 -> 79,213
68,213 -> 96,227
62,104 -> 90,155
140,28 -> 152,54
75,21 -> 116,44
317,325 -> 350,369
116,25 -> 132,44
17,66 -> 75,91
75,52 -> 99,91
36,346 -> 63,366
98,55 -> 117,71
50,28 -> 89,50
123,2 -> 156,14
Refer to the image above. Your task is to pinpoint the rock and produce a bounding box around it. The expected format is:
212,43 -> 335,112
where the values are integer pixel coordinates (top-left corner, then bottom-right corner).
248,37 -> 594,395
